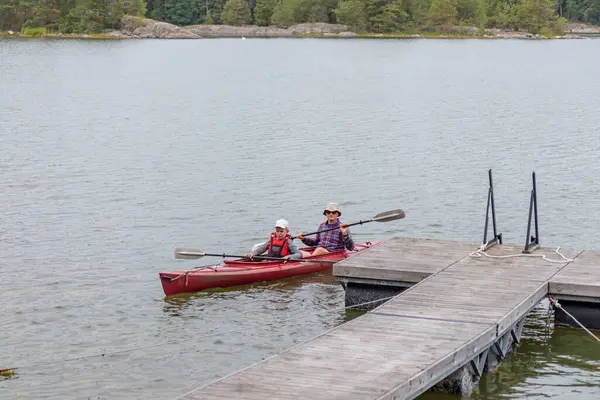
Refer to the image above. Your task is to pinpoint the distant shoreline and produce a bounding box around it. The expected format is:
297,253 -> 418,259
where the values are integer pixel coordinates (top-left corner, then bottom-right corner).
192,33 -> 592,40
0,32 -> 122,40
0,31 -> 592,40
2,19 -> 599,41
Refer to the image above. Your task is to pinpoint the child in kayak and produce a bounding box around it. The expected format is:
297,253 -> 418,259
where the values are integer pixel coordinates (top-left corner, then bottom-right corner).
246,219 -> 302,260
296,202 -> 354,257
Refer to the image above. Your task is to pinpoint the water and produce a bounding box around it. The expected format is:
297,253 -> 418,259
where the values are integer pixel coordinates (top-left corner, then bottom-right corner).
1,37 -> 599,400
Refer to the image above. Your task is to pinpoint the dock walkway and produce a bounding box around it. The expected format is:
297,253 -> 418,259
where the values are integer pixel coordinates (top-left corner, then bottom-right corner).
180,237 -> 600,400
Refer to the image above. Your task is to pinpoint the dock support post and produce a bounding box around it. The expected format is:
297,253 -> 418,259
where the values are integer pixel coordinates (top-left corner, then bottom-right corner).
523,171 -> 540,254
430,316 -> 526,396
430,365 -> 476,396
482,169 -> 502,251
485,317 -> 525,371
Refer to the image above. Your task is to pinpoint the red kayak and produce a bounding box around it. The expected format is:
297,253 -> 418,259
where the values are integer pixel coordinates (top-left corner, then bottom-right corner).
159,241 -> 382,296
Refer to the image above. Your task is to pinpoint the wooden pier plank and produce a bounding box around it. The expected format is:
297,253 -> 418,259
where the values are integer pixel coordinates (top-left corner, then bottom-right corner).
333,237 -> 479,283
549,250 -> 600,298
183,313 -> 494,400
372,244 -> 577,327
180,238 -> 588,400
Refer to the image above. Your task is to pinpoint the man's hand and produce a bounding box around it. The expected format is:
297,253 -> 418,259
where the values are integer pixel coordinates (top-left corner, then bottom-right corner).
340,224 -> 349,236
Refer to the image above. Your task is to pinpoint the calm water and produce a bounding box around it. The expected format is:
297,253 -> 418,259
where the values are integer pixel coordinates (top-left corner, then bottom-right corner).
1,37 -> 600,400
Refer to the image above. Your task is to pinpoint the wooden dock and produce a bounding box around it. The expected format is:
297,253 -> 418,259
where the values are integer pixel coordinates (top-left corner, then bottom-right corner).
548,249 -> 600,329
179,237 -> 600,400
550,250 -> 600,299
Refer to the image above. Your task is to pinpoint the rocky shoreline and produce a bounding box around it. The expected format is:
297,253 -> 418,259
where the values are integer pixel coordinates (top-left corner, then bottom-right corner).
117,16 -> 201,39
184,22 -> 357,38
184,23 -> 599,40
2,17 -> 599,40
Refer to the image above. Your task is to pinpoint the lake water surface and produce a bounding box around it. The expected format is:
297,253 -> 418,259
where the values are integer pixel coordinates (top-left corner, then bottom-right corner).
1,37 -> 600,400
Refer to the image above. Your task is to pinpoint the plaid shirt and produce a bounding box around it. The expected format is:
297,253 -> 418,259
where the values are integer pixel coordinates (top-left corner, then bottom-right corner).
301,220 -> 355,252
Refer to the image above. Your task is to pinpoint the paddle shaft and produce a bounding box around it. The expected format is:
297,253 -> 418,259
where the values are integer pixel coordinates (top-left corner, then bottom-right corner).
294,219 -> 373,239
295,208 -> 405,239
182,251 -> 335,264
205,252 -> 290,261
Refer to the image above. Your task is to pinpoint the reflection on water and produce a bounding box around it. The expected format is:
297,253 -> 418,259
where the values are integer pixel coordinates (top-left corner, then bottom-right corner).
162,270 -> 338,307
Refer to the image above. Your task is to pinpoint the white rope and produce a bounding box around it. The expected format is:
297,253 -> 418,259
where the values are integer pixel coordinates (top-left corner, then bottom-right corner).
168,263 -> 233,283
469,244 -> 573,264
549,296 -> 600,343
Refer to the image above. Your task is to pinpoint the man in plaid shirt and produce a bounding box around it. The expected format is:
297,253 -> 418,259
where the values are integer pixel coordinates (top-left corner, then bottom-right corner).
296,202 -> 355,256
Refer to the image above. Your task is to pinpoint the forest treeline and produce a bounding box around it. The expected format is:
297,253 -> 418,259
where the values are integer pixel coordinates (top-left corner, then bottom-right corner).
1,0 -> 599,35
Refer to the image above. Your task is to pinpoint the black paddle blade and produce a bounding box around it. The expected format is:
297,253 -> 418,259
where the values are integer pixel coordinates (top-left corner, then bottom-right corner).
373,209 -> 405,222
174,248 -> 205,260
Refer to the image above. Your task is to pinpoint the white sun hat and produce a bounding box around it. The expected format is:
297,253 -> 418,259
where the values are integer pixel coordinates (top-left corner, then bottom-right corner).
275,219 -> 289,229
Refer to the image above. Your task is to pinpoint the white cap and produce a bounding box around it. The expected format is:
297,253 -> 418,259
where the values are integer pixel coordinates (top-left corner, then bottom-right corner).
275,219 -> 289,229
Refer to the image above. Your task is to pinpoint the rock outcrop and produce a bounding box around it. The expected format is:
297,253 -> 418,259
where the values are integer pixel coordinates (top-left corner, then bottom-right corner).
185,23 -> 353,37
120,16 -> 202,39
567,23 -> 600,34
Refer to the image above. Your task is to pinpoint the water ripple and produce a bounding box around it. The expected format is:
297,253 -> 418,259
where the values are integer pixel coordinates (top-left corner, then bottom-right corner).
1,37 -> 600,400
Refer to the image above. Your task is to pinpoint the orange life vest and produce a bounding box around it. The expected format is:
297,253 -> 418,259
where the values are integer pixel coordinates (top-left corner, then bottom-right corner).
268,233 -> 291,257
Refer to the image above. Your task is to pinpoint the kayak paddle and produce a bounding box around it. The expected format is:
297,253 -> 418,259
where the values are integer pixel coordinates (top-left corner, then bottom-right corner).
173,248 -> 336,264
294,208 -> 406,238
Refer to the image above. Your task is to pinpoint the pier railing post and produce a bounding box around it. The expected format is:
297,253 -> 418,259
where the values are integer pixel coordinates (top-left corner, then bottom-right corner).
523,171 -> 540,253
482,169 -> 502,250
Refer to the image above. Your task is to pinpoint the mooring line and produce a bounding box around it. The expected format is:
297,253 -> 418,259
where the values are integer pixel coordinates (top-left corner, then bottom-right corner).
549,295 -> 600,343
469,245 -> 573,264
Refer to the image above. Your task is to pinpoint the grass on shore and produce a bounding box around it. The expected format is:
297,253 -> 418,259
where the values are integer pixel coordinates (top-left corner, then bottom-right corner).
0,28 -> 122,39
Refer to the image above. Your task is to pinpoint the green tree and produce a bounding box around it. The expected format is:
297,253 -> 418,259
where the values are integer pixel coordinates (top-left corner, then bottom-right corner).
165,0 -> 194,24
564,0 -> 580,19
295,0 -> 330,22
0,0 -> 23,31
60,0 -> 111,33
149,0 -> 167,19
221,0 -> 250,24
334,0 -> 367,31
254,0 -> 277,25
369,1 -> 408,32
516,0 -> 557,33
474,0 -> 487,27
583,0 -> 600,23
427,0 -> 457,29
409,0 -> 432,28
123,0 -> 147,16
271,0 -> 297,26
456,0 -> 479,22
22,0 -> 63,29
207,0 -> 227,23
270,0 -> 333,26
